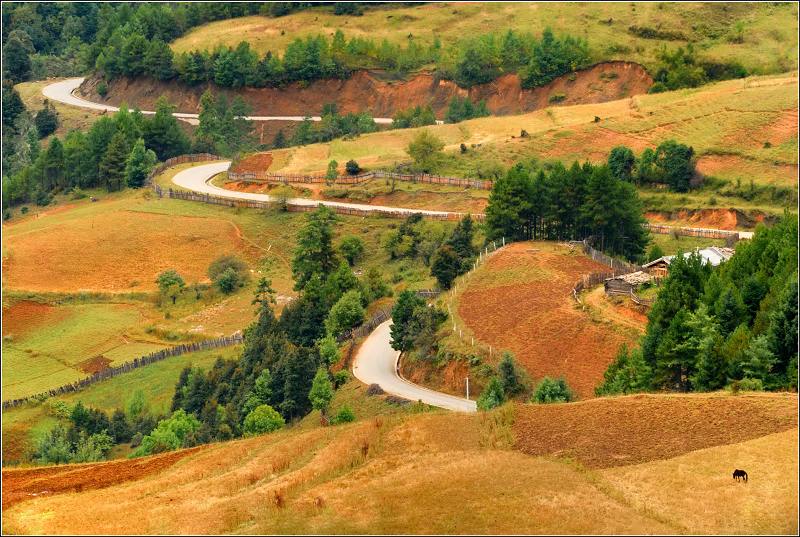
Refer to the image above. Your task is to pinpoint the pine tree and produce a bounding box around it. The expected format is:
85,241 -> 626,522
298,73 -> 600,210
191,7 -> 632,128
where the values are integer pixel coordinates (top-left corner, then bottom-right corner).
272,129 -> 286,149
42,137 -> 64,191
99,131 -> 129,191
292,206 -> 339,291
498,352 -> 522,396
431,244 -> 461,290
142,97 -> 190,160
485,164 -> 533,241
125,138 -> 156,188
309,367 -> 334,421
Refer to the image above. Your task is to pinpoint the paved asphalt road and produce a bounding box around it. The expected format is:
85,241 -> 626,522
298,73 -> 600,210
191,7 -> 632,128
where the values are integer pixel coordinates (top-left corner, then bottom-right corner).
42,77 -> 395,124
351,320 -> 477,413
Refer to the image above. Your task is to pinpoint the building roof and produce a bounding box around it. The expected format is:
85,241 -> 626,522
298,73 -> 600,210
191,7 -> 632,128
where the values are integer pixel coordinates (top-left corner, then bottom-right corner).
642,246 -> 735,269
605,270 -> 653,285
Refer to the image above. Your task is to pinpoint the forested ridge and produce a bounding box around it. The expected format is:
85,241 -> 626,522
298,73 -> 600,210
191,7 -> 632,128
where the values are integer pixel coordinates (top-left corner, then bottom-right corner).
599,216 -> 798,395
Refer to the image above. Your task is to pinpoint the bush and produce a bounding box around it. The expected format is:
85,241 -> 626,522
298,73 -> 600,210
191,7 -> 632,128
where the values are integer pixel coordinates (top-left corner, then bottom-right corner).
532,377 -> 573,403
339,235 -> 365,266
208,255 -> 249,293
324,289 -> 365,337
70,187 -> 88,200
34,101 -> 58,138
243,404 -> 285,436
727,377 -> 764,393
331,405 -> 355,424
132,409 -> 201,457
97,81 -> 108,97
345,159 -> 361,175
407,130 -> 444,173
477,376 -> 505,411
548,93 -> 566,104
333,369 -> 350,388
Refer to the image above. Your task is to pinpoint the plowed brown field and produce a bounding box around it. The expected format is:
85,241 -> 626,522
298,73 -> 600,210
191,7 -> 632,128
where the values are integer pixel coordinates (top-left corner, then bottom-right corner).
1,301 -> 64,338
3,210 -> 245,292
514,393 -> 799,468
2,446 -> 205,509
457,242 -> 636,398
230,152 -> 273,173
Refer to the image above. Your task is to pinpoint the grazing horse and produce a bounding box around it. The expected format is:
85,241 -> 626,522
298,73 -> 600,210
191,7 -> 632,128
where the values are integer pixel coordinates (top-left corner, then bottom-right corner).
733,469 -> 748,482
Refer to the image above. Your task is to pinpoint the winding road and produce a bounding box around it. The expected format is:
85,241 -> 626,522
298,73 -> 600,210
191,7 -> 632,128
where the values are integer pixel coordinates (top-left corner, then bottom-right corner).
43,78 -> 395,124
352,320 -> 476,412
42,78 -> 752,412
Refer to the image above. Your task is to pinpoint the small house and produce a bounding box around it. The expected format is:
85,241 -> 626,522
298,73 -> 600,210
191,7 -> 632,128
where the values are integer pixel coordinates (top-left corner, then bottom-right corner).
604,270 -> 653,295
642,246 -> 735,278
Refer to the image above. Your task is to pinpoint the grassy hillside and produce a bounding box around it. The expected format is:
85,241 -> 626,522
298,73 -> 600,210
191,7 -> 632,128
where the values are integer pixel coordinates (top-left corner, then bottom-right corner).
1,346 -> 239,465
263,73 -> 798,214
3,393 -> 796,534
172,3 -> 798,75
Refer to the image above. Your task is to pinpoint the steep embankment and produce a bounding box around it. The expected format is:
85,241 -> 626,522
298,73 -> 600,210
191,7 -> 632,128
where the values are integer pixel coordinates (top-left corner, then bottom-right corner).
78,61 -> 652,119
3,393 -> 796,534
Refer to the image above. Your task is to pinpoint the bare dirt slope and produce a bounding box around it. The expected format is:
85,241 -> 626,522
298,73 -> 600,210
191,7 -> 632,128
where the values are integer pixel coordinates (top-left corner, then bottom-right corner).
456,241 -> 639,398
3,394 -> 796,534
79,61 -> 651,119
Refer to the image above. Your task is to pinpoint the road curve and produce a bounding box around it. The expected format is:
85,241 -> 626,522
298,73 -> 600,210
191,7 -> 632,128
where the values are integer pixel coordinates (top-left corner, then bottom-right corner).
171,161 -> 462,218
352,320 -> 477,412
43,77 -> 395,124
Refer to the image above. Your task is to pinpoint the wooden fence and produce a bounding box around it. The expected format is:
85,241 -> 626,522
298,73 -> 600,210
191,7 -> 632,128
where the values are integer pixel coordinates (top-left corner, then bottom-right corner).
146,153 -> 224,187
2,333 -> 243,410
571,240 -> 642,304
228,169 -> 494,190
643,223 -> 739,239
160,187 -> 475,222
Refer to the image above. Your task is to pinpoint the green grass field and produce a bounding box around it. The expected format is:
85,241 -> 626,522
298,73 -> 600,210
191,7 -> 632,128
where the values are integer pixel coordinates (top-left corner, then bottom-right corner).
172,3 -> 798,75
2,345 -> 240,463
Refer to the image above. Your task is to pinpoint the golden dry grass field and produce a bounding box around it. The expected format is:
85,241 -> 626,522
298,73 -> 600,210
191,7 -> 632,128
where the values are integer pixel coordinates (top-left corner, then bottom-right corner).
263,73 -> 798,216
2,393 -> 796,535
172,3 -> 798,75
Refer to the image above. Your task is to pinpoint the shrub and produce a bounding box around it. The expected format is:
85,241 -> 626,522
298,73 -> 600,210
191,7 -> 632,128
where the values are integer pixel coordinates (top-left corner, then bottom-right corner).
97,81 -> 108,97
243,404 -> 285,436
324,289 -> 365,337
333,369 -> 350,388
366,383 -> 385,396
339,235 -> 365,266
406,130 -> 444,173
532,377 -> 573,403
332,405 -> 355,424
132,409 -> 200,457
20,206 -> 29,214
70,187 -> 88,200
548,93 -> 566,104
208,255 -> 249,293
477,376 -> 505,411
345,159 -> 361,175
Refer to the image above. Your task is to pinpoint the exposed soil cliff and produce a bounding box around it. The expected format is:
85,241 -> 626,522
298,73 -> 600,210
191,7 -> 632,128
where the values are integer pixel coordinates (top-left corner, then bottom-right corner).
79,61 -> 652,119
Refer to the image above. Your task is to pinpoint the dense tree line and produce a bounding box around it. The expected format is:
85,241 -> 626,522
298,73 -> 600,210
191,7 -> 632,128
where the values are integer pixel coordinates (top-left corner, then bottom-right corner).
2,3 -> 266,83
165,207 -> 390,442
598,217 -> 797,395
2,100 -> 186,209
392,105 -> 437,129
648,44 -> 747,93
444,96 -> 489,124
484,160 -> 650,261
289,103 -> 377,146
608,140 -> 696,193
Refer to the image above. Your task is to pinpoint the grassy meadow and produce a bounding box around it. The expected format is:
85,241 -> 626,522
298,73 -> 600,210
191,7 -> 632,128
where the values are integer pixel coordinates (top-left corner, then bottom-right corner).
172,3 -> 798,75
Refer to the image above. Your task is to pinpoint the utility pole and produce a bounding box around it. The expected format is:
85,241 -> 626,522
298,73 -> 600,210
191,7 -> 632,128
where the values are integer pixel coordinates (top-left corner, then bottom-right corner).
466,376 -> 470,399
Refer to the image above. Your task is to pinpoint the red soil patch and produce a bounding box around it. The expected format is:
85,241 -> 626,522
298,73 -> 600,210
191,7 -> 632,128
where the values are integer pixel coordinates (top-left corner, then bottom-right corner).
400,356 -> 472,397
230,152 -> 274,173
3,210 -> 246,292
723,109 -> 799,149
1,446 -> 206,509
541,126 -> 651,162
1,301 -> 64,338
644,207 -> 778,230
458,242 -> 638,398
82,61 -> 652,118
513,393 -> 798,468
77,355 -> 112,374
2,427 -> 32,466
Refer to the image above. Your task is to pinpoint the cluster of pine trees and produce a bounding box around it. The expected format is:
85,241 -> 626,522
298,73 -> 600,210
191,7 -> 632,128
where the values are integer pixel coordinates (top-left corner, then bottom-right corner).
598,217 -> 798,395
608,140 -> 696,192
288,103 -> 377,147
484,160 -> 650,262
165,207 -> 391,441
2,99 -> 190,208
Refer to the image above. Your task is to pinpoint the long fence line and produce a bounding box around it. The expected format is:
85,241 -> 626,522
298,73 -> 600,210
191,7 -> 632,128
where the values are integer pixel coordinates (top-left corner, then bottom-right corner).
2,333 -> 243,410
228,169 -> 494,190
158,186 -> 476,222
643,223 -> 739,239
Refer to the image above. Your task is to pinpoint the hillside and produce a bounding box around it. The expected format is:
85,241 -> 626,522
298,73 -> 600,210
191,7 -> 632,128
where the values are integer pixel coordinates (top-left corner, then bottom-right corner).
171,3 -> 798,75
234,72 -> 797,217
78,61 -> 652,119
3,393 -> 797,534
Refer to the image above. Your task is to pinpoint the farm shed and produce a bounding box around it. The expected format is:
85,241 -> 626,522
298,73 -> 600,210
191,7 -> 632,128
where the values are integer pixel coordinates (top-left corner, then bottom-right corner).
604,271 -> 653,295
642,246 -> 735,278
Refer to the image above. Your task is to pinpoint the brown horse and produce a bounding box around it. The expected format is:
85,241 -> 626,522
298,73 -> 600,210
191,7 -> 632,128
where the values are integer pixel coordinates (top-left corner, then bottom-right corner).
733,469 -> 748,482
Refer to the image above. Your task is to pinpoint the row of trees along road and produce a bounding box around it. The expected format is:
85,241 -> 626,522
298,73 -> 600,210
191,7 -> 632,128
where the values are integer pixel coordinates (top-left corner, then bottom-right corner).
484,160 -> 650,262
598,217 -> 798,395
